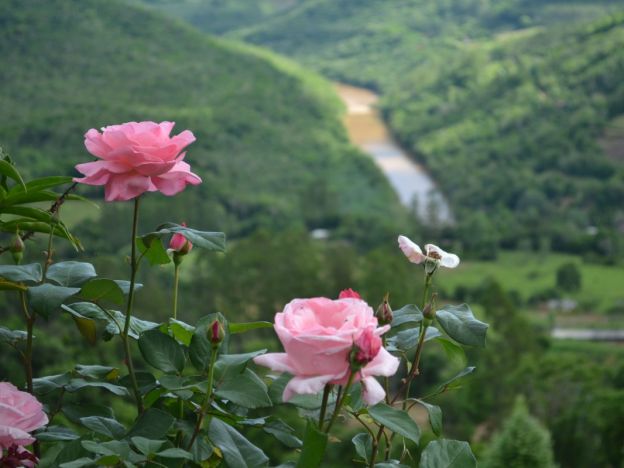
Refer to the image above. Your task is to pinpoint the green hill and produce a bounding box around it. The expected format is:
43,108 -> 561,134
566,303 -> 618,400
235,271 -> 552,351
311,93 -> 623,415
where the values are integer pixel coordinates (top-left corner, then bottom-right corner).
0,0 -> 405,246
139,0 -> 624,259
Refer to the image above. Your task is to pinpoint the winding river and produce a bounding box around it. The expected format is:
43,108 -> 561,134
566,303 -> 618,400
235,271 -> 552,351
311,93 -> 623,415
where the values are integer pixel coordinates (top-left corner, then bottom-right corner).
335,83 -> 452,224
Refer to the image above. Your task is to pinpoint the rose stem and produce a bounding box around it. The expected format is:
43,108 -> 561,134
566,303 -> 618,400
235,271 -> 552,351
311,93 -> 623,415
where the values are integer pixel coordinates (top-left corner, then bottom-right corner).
324,371 -> 355,434
188,346 -> 218,450
318,384 -> 333,430
172,262 -> 181,320
122,196 -> 144,414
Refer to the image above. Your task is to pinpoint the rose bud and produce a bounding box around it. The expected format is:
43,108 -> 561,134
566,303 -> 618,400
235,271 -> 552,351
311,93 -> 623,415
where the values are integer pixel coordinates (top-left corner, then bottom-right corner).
350,328 -> 382,370
208,319 -> 225,349
376,293 -> 393,325
339,288 -> 361,299
10,232 -> 25,265
169,223 -> 192,254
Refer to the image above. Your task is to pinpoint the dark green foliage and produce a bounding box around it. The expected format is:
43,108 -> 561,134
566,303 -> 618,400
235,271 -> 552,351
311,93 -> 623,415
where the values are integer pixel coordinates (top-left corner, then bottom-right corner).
556,261 -> 582,292
0,0 -> 406,246
483,396 -> 555,468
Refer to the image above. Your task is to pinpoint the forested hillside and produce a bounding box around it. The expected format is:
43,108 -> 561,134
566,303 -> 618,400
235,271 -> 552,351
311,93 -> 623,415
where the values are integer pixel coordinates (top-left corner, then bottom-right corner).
141,0 -> 624,259
0,0 -> 406,246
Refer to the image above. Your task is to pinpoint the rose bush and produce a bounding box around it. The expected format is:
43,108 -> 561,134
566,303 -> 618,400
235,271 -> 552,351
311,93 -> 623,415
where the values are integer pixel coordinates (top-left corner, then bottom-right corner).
253,295 -> 399,405
0,382 -> 48,456
74,121 -> 201,201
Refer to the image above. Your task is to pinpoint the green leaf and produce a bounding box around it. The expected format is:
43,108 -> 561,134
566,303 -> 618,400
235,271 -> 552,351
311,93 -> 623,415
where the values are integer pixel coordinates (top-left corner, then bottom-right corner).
413,400 -> 443,436
229,321 -> 273,334
436,367 -> 476,393
127,408 -> 175,440
368,403 -> 421,444
208,417 -> 269,468
215,368 -> 272,409
80,278 -> 125,305
157,448 -> 194,460
144,223 -> 226,252
32,373 -> 72,394
59,458 -> 95,468
167,318 -> 195,346
435,304 -> 488,347
352,433 -> 372,463
62,403 -> 114,423
36,426 -> 79,441
214,349 -> 267,378
419,440 -> 476,468
47,261 -> 96,287
79,416 -> 126,439
28,284 -> 80,318
295,420 -> 327,468
391,304 -> 423,328
0,159 -> 25,189
435,337 -> 467,366
136,236 -> 171,266
7,175 -> 73,195
138,329 -> 186,373
71,314 -> 97,345
74,364 -> 118,380
263,420 -> 302,449
66,378 -> 129,396
0,263 -> 42,283
0,326 -> 27,344
131,436 -> 165,456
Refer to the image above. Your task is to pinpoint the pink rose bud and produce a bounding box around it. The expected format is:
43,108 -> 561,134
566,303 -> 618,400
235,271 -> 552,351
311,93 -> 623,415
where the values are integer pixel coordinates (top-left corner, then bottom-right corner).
376,293 -> 393,325
339,288 -> 361,299
351,328 -> 382,369
169,223 -> 192,255
208,319 -> 225,348
10,232 -> 25,265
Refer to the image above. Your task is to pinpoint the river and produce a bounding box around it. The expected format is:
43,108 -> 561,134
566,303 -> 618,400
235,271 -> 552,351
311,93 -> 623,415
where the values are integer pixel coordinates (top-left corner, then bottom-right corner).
335,83 -> 452,224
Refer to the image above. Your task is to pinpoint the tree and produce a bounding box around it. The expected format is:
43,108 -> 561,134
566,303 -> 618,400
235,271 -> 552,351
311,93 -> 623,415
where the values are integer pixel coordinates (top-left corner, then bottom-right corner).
483,396 -> 556,468
556,262 -> 582,292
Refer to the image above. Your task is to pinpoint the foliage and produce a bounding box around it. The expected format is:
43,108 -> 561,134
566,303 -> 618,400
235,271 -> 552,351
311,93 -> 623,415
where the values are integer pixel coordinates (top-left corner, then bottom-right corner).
482,396 -> 555,468
556,262 -> 582,292
0,0 -> 407,246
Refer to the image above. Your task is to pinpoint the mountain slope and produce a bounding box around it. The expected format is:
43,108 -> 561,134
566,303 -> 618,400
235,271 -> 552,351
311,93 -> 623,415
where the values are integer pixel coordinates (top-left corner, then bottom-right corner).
0,0 -> 405,244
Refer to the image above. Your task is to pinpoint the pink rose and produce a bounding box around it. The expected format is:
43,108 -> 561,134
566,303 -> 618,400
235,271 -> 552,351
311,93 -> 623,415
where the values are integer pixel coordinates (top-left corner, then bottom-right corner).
254,297 -> 399,405
0,445 -> 38,468
0,382 -> 48,450
338,288 -> 361,299
74,121 -> 201,202
169,223 -> 192,254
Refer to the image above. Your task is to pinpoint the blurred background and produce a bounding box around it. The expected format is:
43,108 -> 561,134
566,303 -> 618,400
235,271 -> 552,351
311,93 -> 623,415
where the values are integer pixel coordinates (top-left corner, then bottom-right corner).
1,0 -> 623,466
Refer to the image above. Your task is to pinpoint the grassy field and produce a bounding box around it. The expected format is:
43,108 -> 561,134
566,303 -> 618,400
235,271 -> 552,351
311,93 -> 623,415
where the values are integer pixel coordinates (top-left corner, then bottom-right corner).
438,250 -> 624,314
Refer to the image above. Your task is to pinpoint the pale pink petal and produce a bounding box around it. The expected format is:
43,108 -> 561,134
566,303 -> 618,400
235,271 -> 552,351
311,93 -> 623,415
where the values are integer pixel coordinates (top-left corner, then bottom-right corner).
0,426 -> 34,449
104,174 -> 152,201
170,130 -> 196,154
133,159 -> 177,176
361,347 -> 400,378
398,235 -> 426,264
159,121 -> 175,136
361,377 -> 386,405
282,374 -> 335,402
425,244 -> 460,268
84,129 -> 112,159
253,353 -> 296,374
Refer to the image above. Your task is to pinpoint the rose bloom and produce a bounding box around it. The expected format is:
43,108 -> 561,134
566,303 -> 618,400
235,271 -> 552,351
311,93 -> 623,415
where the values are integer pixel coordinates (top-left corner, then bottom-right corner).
74,121 -> 201,202
398,235 -> 460,268
0,382 -> 48,450
254,296 -> 399,405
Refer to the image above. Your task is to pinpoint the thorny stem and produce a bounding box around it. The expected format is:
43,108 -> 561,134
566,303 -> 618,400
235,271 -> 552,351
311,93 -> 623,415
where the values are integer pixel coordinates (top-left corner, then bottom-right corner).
20,292 -> 34,394
188,347 -> 218,450
122,197 -> 144,414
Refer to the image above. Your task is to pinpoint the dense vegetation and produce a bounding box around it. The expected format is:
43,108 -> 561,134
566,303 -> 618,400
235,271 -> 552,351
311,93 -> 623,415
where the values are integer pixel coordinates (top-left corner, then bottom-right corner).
0,0 -> 407,246
142,0 -> 624,260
